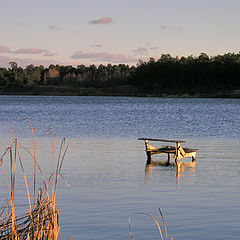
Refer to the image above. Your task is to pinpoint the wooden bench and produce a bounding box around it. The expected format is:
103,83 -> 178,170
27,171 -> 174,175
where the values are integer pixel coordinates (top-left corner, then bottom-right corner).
138,138 -> 197,165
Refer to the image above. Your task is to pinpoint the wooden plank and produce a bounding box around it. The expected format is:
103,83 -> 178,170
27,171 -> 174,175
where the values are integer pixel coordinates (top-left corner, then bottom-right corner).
184,148 -> 198,152
175,142 -> 181,162
179,146 -> 186,157
149,147 -> 196,155
138,138 -> 186,143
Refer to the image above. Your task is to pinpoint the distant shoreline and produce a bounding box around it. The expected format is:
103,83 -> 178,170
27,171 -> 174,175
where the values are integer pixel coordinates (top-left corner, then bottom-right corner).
1,85 -> 240,98
2,53 -> 240,99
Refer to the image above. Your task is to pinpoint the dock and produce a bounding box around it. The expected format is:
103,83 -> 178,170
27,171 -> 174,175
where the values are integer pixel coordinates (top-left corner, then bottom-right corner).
138,138 -> 197,165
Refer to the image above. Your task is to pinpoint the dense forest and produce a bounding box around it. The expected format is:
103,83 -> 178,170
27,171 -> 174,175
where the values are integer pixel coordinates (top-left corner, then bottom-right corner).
132,53 -> 240,96
0,53 -> 240,97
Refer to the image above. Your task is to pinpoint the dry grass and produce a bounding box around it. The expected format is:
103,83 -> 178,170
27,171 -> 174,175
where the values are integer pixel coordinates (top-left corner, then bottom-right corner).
0,122 -> 72,240
128,208 -> 174,240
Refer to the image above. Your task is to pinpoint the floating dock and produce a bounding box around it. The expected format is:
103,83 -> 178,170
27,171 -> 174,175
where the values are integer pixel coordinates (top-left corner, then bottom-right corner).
138,138 -> 197,165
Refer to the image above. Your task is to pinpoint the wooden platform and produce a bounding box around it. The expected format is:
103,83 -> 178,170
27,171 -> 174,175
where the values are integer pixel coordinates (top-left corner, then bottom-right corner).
138,138 -> 197,165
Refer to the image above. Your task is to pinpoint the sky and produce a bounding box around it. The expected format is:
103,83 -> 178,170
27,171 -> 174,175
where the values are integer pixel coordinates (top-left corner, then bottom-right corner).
0,0 -> 240,67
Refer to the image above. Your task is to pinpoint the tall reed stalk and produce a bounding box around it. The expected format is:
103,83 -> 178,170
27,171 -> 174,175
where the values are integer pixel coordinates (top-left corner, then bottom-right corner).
0,122 -> 72,240
128,208 -> 174,240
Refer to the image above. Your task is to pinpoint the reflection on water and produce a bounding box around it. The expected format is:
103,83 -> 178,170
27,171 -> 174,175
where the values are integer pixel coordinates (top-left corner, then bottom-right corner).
175,161 -> 196,185
145,161 -> 196,185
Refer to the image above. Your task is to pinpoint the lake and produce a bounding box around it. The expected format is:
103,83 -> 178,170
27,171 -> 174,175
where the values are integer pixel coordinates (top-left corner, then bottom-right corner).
0,96 -> 239,239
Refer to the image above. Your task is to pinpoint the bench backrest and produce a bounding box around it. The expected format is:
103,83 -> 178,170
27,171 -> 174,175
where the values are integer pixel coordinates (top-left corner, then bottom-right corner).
138,138 -> 185,143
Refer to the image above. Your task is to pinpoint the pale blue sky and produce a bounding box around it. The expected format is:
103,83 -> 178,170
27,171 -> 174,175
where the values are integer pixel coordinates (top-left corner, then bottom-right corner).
0,0 -> 240,67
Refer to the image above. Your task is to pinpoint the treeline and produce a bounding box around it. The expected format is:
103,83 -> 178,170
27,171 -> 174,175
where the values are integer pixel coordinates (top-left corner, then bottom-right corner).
0,53 -> 240,95
132,53 -> 240,95
0,62 -> 134,90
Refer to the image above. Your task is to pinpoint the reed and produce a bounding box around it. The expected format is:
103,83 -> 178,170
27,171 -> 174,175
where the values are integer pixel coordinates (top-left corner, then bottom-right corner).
128,208 -> 174,240
0,122 -> 72,240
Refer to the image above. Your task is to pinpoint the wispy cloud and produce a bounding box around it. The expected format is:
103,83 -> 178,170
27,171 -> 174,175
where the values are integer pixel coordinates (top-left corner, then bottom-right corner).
149,47 -> 159,50
48,25 -> 60,31
89,17 -> 113,24
132,47 -> 148,56
43,52 -> 56,57
91,44 -> 102,48
1,45 -> 56,58
160,25 -> 183,32
0,45 -> 12,53
71,51 -> 137,63
14,48 -> 55,56
19,23 -> 28,27
14,48 -> 47,54
0,55 -> 56,68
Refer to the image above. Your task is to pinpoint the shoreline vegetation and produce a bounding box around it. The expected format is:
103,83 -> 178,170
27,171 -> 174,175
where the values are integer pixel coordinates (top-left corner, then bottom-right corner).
0,123 -> 72,239
1,53 -> 240,98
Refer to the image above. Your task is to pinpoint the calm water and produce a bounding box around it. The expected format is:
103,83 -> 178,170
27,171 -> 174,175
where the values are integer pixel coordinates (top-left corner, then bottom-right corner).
0,96 -> 239,239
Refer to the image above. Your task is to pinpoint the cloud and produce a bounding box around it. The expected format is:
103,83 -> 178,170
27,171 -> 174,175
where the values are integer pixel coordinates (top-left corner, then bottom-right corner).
160,25 -> 183,32
149,47 -> 159,50
19,23 -> 28,27
91,44 -> 102,48
0,45 -> 11,53
89,17 -> 113,24
0,55 -> 56,68
71,51 -> 137,63
15,48 -> 48,54
0,46 -> 56,58
43,52 -> 56,57
48,25 -> 60,30
132,47 -> 148,56
14,48 -> 55,57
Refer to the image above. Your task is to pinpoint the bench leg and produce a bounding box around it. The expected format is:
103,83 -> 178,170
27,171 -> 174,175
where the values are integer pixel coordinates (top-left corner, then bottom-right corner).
167,153 -> 171,165
146,151 -> 152,165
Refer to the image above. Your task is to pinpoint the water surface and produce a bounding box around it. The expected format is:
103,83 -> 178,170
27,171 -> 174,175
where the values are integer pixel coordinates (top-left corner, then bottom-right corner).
0,96 -> 239,239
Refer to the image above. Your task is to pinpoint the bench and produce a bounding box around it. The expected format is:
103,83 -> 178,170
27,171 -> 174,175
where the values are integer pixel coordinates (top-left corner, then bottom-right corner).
138,138 -> 197,165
